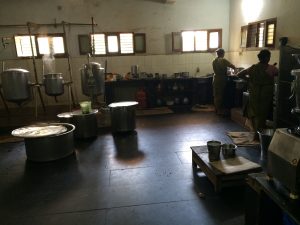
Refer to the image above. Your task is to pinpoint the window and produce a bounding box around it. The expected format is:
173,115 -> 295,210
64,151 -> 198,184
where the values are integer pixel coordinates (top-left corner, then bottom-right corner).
173,29 -> 222,53
37,35 -> 65,55
14,35 -> 37,57
243,18 -> 276,49
240,26 -> 248,48
15,34 -> 66,58
107,34 -> 119,54
92,34 -> 106,55
134,33 -> 146,53
120,33 -> 134,54
195,31 -> 207,51
265,20 -> 276,47
89,32 -> 138,56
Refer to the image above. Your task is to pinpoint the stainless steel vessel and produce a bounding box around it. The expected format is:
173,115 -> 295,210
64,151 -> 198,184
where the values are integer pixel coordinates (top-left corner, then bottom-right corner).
81,62 -> 105,97
268,128 -> 300,199
22,123 -> 75,162
0,68 -> 31,104
57,110 -> 98,139
43,73 -> 64,96
109,101 -> 138,132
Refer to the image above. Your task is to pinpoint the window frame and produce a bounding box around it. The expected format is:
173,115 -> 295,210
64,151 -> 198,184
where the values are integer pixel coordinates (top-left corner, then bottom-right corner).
134,33 -> 146,53
88,32 -> 141,56
14,33 -> 67,58
240,25 -> 248,48
105,32 -> 120,55
78,34 -> 91,55
172,29 -> 222,53
265,18 -> 277,48
243,18 -> 277,50
14,35 -> 38,58
35,33 -> 67,57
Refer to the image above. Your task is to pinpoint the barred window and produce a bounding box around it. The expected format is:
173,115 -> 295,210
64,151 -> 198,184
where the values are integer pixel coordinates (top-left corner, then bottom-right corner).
173,29 -> 222,53
15,34 -> 66,58
88,32 -> 141,56
243,18 -> 276,49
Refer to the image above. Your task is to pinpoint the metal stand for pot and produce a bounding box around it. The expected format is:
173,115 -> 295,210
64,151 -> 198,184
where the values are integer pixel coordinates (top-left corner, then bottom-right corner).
65,81 -> 73,112
33,84 -> 40,119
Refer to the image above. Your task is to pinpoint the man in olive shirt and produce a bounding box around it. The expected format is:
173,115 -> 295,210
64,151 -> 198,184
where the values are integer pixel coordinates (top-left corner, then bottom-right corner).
212,48 -> 236,115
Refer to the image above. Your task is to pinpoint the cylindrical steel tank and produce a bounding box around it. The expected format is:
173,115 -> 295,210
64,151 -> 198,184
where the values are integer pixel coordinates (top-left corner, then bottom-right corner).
43,73 -> 64,96
0,68 -> 31,104
57,109 -> 98,139
109,101 -> 138,132
12,123 -> 75,162
81,62 -> 105,97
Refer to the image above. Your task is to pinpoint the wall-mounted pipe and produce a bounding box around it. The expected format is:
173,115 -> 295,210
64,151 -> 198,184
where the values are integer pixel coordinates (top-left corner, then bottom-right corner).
62,21 -> 77,107
27,22 -> 46,112
0,22 -> 97,28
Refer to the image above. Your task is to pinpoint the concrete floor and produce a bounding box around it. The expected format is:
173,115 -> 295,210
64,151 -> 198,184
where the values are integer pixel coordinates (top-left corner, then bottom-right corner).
0,112 -> 263,225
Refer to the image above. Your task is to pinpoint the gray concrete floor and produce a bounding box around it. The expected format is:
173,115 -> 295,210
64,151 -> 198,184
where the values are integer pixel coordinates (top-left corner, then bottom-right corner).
0,112 -> 263,225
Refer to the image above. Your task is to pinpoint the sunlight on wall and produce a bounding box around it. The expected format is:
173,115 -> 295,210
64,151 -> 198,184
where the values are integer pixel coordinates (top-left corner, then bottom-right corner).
241,0 -> 264,23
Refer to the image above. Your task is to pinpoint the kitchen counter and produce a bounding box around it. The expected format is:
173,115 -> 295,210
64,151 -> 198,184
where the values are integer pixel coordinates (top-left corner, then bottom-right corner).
104,77 -> 213,110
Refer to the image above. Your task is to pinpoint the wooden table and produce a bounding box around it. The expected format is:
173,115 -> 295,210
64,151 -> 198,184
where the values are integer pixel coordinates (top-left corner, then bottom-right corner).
191,145 -> 262,192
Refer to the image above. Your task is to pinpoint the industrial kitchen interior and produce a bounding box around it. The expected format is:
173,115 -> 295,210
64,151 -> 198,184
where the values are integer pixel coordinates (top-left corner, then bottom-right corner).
0,0 -> 300,225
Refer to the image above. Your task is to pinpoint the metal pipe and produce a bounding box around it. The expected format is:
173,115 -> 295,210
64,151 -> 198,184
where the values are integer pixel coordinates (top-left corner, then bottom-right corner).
34,85 -> 38,119
0,22 -> 97,28
91,17 -> 95,59
68,83 -> 72,112
0,89 -> 9,114
27,22 -> 46,112
62,21 -> 77,107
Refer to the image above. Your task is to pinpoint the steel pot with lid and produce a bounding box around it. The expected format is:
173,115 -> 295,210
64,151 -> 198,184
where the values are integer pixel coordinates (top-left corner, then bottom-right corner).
81,62 -> 105,97
12,123 -> 75,162
108,101 -> 138,132
43,73 -> 64,96
0,68 -> 32,104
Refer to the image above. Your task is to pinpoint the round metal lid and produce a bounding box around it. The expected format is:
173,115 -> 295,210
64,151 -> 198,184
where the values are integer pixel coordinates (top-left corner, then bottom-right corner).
11,124 -> 67,138
4,68 -> 29,73
57,109 -> 98,118
108,101 -> 138,108
71,109 -> 98,116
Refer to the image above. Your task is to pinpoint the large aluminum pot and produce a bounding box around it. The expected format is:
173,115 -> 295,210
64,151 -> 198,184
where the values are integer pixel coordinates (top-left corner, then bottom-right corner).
109,101 -> 138,132
23,123 -> 75,162
43,73 -> 64,96
81,62 -> 105,97
0,68 -> 31,103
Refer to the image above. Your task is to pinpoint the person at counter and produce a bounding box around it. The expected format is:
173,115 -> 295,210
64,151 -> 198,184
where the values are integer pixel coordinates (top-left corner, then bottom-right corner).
236,49 -> 278,132
212,48 -> 236,116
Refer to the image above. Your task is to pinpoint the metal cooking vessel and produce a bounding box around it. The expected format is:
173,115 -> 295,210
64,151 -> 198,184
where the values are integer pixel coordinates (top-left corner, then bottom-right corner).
24,123 -> 75,162
81,62 -> 105,97
109,101 -> 138,132
268,128 -> 300,198
0,68 -> 31,103
43,73 -> 64,96
57,110 -> 98,139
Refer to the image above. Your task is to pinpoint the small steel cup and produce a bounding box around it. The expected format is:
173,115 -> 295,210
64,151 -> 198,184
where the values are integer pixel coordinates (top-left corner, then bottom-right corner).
221,144 -> 237,159
207,140 -> 221,161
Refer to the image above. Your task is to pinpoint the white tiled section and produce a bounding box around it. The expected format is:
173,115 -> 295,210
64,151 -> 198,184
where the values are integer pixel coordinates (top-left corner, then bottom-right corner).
1,53 -> 216,107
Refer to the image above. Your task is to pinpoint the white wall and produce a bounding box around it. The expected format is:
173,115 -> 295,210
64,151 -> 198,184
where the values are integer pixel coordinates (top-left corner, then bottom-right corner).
0,0 -> 230,107
228,0 -> 300,68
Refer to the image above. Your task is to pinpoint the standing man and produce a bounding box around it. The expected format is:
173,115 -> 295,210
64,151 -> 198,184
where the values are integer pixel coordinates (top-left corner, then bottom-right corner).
212,48 -> 236,115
